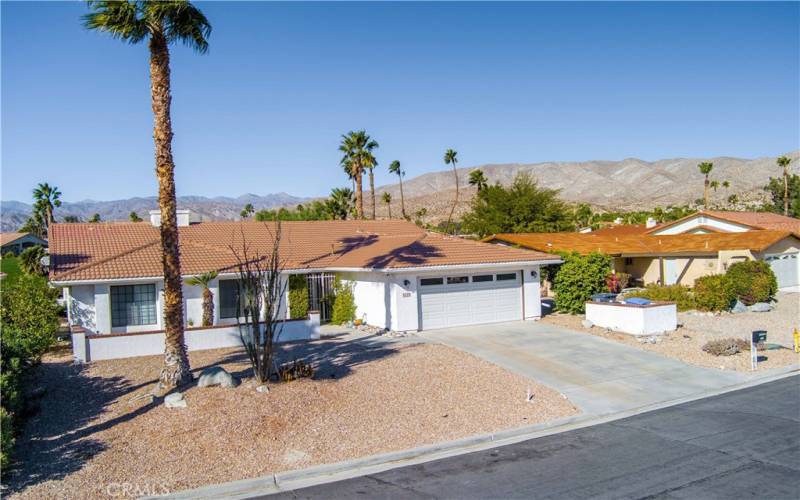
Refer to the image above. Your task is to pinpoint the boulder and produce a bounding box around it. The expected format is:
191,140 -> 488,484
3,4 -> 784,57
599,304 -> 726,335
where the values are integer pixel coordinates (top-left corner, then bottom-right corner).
197,366 -> 240,388
581,319 -> 594,329
256,385 -> 270,393
731,300 -> 748,314
747,302 -> 773,313
164,392 -> 187,409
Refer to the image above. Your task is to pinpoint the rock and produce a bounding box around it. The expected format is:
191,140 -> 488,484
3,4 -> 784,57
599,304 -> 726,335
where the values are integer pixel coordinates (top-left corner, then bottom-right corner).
197,366 -> 240,388
581,319 -> 594,329
731,300 -> 748,313
747,302 -> 773,313
164,392 -> 187,409
256,385 -> 270,393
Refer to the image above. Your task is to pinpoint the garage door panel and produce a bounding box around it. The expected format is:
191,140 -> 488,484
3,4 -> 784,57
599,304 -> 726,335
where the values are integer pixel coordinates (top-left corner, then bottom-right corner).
766,253 -> 799,289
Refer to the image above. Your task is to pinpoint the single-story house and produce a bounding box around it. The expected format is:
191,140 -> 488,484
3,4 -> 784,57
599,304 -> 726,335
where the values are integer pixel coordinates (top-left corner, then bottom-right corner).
50,211 -> 559,362
1,231 -> 47,255
486,211 -> 800,292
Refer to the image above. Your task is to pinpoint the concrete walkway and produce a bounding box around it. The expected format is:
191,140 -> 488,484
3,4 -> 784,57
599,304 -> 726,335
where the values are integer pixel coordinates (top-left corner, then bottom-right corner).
422,321 -> 748,415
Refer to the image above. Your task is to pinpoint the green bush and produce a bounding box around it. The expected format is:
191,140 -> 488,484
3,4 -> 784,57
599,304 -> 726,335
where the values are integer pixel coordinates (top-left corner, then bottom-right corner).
725,260 -> 778,305
288,275 -> 309,319
625,284 -> 696,311
694,274 -> 736,311
330,277 -> 357,324
552,252 -> 612,314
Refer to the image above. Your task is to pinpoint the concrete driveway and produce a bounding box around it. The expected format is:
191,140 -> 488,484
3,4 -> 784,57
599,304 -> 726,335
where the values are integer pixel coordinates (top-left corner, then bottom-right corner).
422,321 -> 748,415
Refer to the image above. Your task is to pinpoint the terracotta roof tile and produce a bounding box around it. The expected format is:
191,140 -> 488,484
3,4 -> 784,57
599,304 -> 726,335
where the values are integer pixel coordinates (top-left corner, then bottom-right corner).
50,220 -> 555,282
1,232 -> 34,246
645,210 -> 800,234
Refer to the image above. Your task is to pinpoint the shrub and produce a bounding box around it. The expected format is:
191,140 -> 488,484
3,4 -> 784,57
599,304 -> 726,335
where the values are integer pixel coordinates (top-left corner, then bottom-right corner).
702,338 -> 749,356
625,284 -> 695,311
330,277 -> 357,324
552,252 -> 612,314
0,274 -> 60,362
1,407 -> 13,470
694,274 -> 736,311
725,260 -> 778,305
288,275 -> 309,319
18,245 -> 46,276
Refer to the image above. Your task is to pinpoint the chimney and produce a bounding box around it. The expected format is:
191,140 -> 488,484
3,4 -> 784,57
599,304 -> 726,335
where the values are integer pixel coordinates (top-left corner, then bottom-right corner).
149,209 -> 192,227
646,217 -> 657,229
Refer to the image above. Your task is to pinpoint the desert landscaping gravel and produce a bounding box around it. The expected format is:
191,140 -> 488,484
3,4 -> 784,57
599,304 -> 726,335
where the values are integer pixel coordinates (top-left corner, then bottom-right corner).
4,336 -> 577,499
543,292 -> 799,372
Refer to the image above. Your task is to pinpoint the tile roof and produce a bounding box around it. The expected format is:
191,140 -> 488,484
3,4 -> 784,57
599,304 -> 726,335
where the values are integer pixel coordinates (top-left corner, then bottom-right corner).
487,230 -> 800,256
49,220 -> 556,282
587,224 -> 651,236
645,210 -> 800,234
1,232 -> 32,246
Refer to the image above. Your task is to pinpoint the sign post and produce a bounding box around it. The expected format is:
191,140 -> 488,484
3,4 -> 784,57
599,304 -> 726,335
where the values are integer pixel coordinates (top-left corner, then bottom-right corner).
751,330 -> 767,371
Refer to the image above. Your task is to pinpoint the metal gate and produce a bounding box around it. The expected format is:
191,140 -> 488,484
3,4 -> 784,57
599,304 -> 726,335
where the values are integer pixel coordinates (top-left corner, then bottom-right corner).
306,272 -> 335,322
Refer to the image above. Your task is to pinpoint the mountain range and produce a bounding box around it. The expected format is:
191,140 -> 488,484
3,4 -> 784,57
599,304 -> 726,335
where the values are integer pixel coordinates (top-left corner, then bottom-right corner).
2,152 -> 797,231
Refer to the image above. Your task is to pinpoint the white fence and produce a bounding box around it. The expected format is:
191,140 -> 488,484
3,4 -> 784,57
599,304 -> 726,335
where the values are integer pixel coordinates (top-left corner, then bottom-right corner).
72,313 -> 321,363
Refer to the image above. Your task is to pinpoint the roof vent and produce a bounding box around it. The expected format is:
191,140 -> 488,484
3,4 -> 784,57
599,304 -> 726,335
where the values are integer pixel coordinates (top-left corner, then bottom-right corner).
149,209 -> 192,227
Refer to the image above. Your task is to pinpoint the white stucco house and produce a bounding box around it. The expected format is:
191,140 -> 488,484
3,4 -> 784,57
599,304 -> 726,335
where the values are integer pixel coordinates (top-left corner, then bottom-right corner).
49,211 -> 559,362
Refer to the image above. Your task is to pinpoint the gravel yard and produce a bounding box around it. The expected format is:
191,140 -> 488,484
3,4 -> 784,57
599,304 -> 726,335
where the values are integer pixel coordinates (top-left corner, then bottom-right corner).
4,335 -> 576,499
542,293 -> 799,372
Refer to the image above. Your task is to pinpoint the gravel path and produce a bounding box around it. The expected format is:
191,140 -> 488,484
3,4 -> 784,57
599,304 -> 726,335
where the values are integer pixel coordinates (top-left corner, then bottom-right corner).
4,336 -> 576,499
542,293 -> 800,373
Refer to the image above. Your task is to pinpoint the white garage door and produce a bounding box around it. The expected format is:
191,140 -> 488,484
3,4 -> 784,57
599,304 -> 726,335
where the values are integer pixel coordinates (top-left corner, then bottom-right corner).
419,271 -> 522,330
765,253 -> 799,289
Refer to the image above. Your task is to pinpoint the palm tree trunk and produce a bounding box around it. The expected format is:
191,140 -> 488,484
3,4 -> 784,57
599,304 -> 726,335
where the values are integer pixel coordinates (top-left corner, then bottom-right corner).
150,32 -> 192,389
399,174 -> 407,219
369,168 -> 376,220
387,201 -> 392,219
202,287 -> 214,327
704,176 -> 709,209
446,163 -> 459,233
354,169 -> 364,219
784,167 -> 789,216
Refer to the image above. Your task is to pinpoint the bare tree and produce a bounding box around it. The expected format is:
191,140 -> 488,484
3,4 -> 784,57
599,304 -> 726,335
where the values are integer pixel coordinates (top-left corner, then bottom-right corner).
230,222 -> 287,384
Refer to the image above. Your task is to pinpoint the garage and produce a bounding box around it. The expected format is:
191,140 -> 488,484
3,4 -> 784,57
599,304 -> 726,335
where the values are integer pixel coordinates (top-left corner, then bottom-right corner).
765,252 -> 799,290
418,271 -> 523,330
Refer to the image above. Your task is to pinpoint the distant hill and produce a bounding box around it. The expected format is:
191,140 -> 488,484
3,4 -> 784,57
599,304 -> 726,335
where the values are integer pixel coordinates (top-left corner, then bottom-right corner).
0,193 -> 310,232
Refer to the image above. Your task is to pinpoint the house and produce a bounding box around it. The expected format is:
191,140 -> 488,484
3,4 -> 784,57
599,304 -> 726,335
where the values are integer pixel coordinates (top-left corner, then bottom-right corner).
486,211 -> 800,292
50,212 -> 559,362
1,232 -> 47,255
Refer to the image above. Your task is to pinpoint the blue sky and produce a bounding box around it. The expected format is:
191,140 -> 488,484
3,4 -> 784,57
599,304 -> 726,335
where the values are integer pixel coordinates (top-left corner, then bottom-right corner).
2,1 -> 799,203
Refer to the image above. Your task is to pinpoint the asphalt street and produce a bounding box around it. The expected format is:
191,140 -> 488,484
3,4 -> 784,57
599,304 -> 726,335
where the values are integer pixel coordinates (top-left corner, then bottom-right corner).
270,375 -> 800,500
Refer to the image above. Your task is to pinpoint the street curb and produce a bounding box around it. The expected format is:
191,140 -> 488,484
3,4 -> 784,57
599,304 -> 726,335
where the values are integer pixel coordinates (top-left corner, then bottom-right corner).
160,368 -> 798,500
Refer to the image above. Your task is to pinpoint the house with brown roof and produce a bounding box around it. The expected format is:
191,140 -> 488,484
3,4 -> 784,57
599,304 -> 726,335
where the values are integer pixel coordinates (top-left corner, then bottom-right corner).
1,231 -> 47,255
50,211 -> 559,361
486,211 -> 800,292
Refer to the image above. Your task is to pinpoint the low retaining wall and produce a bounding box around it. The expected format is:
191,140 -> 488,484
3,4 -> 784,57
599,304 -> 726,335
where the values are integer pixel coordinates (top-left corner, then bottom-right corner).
585,301 -> 677,336
71,313 -> 321,363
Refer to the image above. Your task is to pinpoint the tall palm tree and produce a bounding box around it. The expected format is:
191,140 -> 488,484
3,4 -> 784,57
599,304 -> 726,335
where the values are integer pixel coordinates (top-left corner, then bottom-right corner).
32,182 -> 62,229
468,169 -> 488,191
697,162 -> 714,209
388,160 -> 407,219
339,131 -> 378,219
186,271 -> 218,327
709,180 -> 719,193
444,149 -> 459,233
777,156 -> 792,216
382,192 -> 392,218
84,0 -> 211,388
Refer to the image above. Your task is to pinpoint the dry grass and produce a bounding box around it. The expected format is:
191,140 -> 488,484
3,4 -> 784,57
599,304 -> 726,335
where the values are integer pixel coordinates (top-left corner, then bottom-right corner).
543,313 -> 800,372
4,336 -> 576,499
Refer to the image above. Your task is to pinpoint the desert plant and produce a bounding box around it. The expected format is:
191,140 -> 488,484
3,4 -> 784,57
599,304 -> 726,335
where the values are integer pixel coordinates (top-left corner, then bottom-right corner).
702,337 -> 750,356
694,274 -> 735,311
469,169 -> 488,191
331,277 -> 357,324
185,271 -> 218,326
625,284 -> 696,311
388,160 -> 407,219
725,260 -> 778,306
698,162 -> 714,208
339,130 -> 378,219
288,274 -> 309,319
18,245 -> 46,276
277,359 -> 314,382
444,148 -> 459,234
552,252 -> 612,314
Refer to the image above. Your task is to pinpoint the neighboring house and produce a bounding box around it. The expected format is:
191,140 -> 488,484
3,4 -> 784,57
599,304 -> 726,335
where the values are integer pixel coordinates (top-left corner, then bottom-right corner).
50,212 -> 558,361
1,232 -> 47,255
486,211 -> 800,292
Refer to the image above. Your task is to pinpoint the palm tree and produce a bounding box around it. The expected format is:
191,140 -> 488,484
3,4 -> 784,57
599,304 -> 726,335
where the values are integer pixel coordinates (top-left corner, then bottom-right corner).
382,192 -> 392,218
339,131 -> 378,219
129,211 -> 143,222
84,0 -> 211,388
186,271 -> 218,327
388,160 -> 407,219
32,182 -> 62,229
327,187 -> 354,220
697,162 -> 714,208
468,169 -> 488,191
777,156 -> 792,216
240,203 -> 254,218
722,180 -> 730,189
709,180 -> 719,192
88,213 -> 101,223
19,245 -> 46,275
444,149 -> 459,233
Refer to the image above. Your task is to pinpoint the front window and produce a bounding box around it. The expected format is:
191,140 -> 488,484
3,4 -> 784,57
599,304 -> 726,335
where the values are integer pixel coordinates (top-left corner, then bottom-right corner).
111,284 -> 157,327
219,280 -> 241,319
